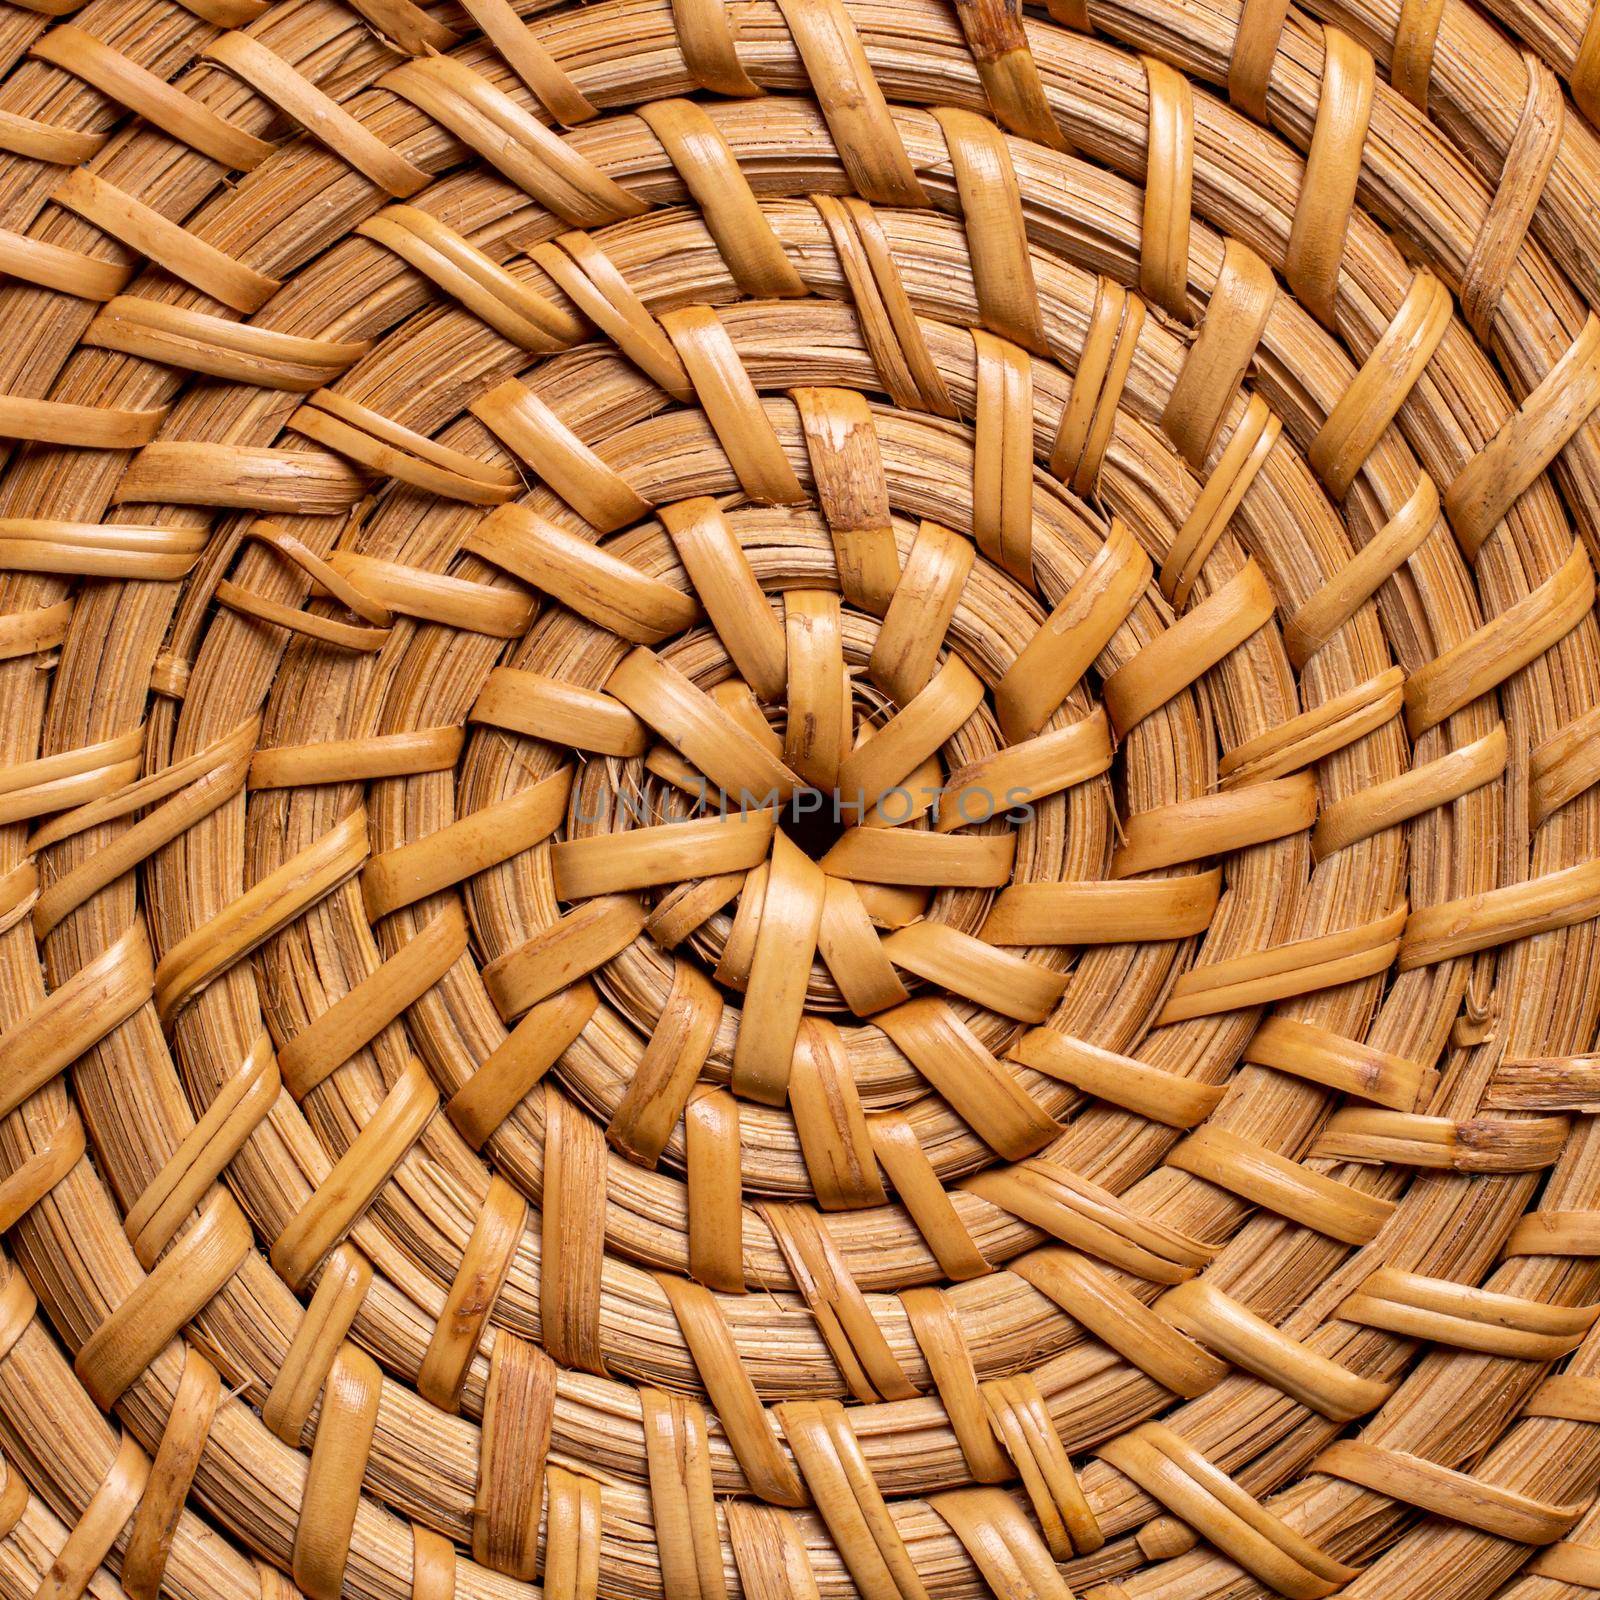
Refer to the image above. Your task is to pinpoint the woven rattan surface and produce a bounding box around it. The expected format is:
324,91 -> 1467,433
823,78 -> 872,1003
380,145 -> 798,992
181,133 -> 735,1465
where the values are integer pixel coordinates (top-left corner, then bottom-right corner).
3,0 -> 1600,1593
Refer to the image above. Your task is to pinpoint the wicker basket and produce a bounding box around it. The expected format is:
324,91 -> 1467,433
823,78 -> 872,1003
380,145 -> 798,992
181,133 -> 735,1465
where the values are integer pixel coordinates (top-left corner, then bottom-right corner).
3,0 -> 1600,1593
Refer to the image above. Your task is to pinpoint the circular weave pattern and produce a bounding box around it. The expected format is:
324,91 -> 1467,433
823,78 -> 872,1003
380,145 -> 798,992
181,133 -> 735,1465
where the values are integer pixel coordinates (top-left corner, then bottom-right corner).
3,0 -> 1600,1595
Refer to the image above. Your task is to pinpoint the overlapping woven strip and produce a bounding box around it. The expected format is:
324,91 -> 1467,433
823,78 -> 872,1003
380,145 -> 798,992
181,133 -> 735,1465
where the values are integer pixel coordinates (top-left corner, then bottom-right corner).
5,0 -> 1600,1594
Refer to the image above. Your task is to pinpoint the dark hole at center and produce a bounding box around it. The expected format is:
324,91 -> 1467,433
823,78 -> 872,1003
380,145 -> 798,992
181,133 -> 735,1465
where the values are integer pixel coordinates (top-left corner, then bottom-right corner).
781,787 -> 849,861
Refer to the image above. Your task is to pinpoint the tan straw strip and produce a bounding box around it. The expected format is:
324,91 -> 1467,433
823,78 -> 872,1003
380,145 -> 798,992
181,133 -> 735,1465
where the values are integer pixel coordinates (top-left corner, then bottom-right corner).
1573,0 -> 1600,125
0,923 -> 153,1118
153,810 -> 367,1020
1229,0 -> 1292,118
670,0 -> 761,94
473,1333 -> 556,1578
482,896 -> 645,1019
1392,0 -> 1447,107
664,306 -> 807,503
609,647 -> 801,799
1316,1440 -> 1583,1542
1103,557 -> 1276,735
33,1432 -> 149,1600
542,1091 -> 608,1373
1162,240 -> 1276,468
281,905 -> 467,1098
1051,278 -> 1145,495
1460,58 -> 1562,341
1530,701 -> 1600,827
85,296 -> 368,390
55,169 -> 279,312
870,1112 -> 994,1281
31,27 -> 276,170
115,442 -> 367,511
996,517 -> 1150,742
1445,317 -> 1600,559
269,1058 -> 437,1288
795,387 -> 901,613
1284,28 -> 1374,327
1099,1422 -> 1356,1596
357,207 -> 579,353
778,1398 -> 931,1596
262,1244 -> 372,1444
983,1370 -> 1104,1558
1015,1248 -> 1226,1398
0,108 -> 106,164
608,960 -> 721,1164
839,655 -> 983,811
1404,539 -> 1594,735
1114,772 -> 1317,876
1168,1125 -> 1397,1243
250,727 -> 462,788
686,1088 -> 744,1292
639,100 -> 804,298
381,55 -> 645,226
1162,396 -> 1281,609
1219,667 -> 1404,786
472,667 -> 646,756
362,769 -> 570,920
1160,1277 -> 1393,1419
929,1487 -> 1076,1600
0,1112 -> 84,1232
774,0 -> 929,205
458,0 -> 596,124
292,1350 -> 382,1600
1314,724 -> 1506,857
876,1004 -> 1062,1158
447,983 -> 598,1149
934,108 -> 1050,354
76,1192 -> 252,1407
1401,857 -> 1600,967
1140,58 -> 1194,320
791,1017 -> 885,1208
0,226 -> 128,299
983,869 -> 1223,945
1311,270 -> 1451,499
731,831 -> 826,1104
641,1386 -> 729,1600
124,1037 -> 279,1265
122,1348 -> 221,1600
870,522 -> 973,704
543,1468 -> 602,1600
883,921 -> 1064,1021
1504,1210 -> 1600,1255
659,498 -> 787,700
901,1286 -> 1009,1480
1008,1031 -> 1224,1127
659,1275 -> 806,1504
784,590 -> 850,790
1283,476 -> 1440,666
533,232 -> 692,398
956,2 -> 1069,147
814,196 -> 956,417
472,381 -> 652,529
764,1205 -> 916,1400
971,331 -> 1035,583
1244,1016 -> 1427,1110
412,1525 -> 457,1600
203,33 -> 427,195
290,392 -> 518,506
1158,904 -> 1406,1022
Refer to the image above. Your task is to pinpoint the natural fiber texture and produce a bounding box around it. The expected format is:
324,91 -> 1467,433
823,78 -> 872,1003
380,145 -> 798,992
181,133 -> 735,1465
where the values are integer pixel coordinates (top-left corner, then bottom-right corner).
3,0 -> 1600,1594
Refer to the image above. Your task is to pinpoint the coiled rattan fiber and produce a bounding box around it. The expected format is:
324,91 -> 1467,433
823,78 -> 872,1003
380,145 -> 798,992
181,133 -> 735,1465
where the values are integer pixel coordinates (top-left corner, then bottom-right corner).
4,0 -> 1600,1593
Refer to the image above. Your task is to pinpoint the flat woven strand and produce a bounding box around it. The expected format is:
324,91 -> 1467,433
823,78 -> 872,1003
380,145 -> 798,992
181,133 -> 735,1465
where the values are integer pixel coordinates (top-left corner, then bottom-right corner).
3,1 -> 1600,1600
